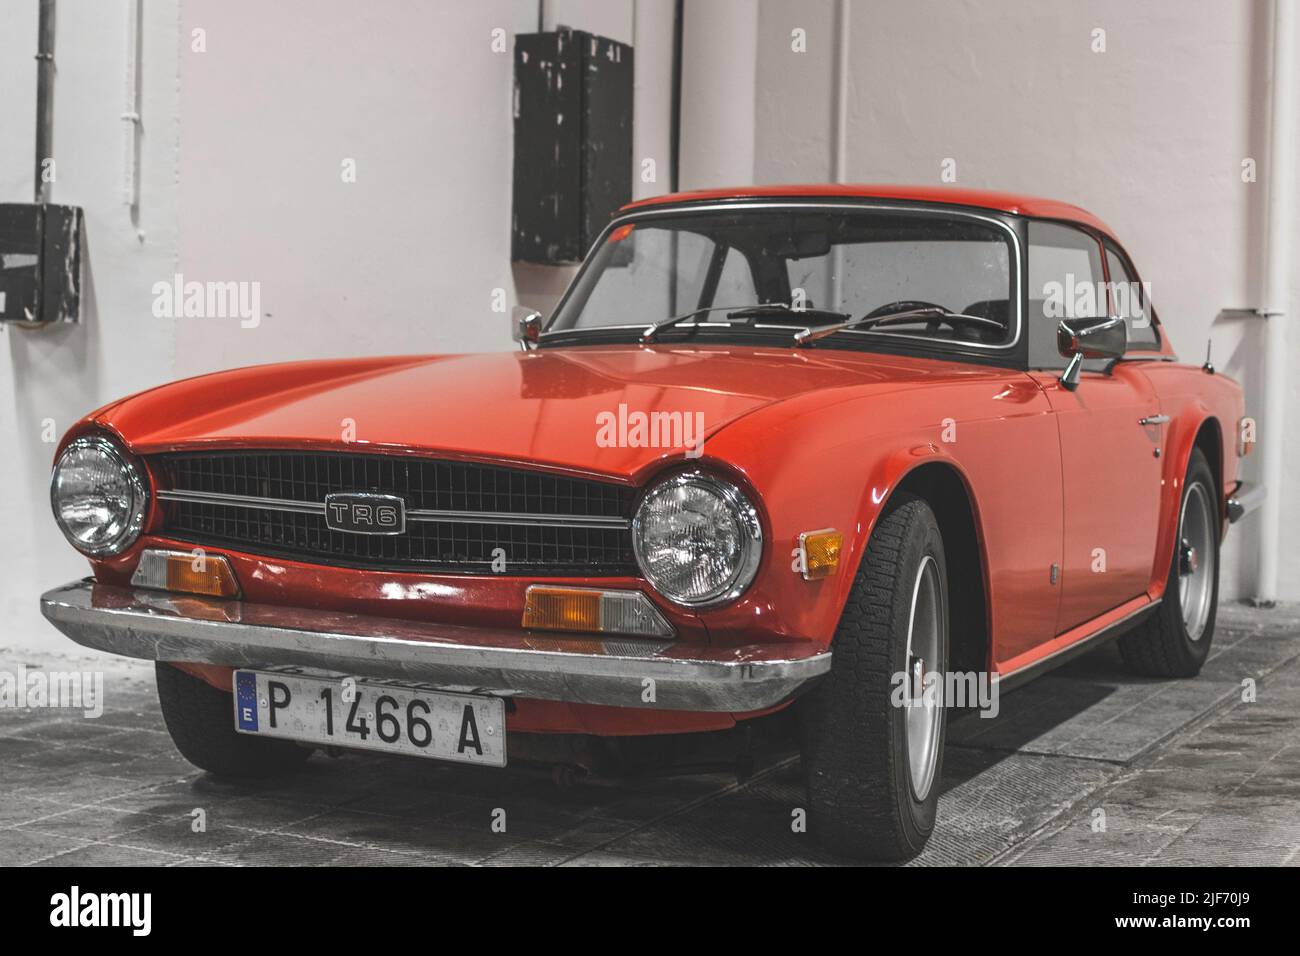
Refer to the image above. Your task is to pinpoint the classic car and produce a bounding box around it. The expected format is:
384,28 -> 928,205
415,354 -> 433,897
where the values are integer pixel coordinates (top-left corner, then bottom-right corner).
40,185 -> 1261,860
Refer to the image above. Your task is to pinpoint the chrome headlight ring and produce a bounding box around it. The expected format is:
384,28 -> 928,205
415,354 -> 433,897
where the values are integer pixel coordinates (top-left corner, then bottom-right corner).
631,471 -> 763,607
49,435 -> 149,557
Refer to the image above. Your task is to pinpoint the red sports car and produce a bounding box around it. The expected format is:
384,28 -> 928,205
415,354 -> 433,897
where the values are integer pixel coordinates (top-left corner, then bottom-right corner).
41,185 -> 1260,859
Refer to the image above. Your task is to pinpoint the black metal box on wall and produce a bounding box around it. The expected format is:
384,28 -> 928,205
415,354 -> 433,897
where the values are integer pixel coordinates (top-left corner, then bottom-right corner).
512,28 -> 633,265
0,203 -> 83,324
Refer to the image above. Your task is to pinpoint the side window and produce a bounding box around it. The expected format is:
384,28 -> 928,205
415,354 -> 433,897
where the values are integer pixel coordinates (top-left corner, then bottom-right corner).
1027,221 -> 1106,369
1105,245 -> 1159,350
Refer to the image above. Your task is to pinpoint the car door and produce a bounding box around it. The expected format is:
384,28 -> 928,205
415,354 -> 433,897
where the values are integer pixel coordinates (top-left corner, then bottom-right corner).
1026,221 -> 1164,634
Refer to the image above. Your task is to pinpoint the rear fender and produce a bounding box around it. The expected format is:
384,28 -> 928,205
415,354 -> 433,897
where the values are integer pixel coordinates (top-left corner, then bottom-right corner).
1151,402 -> 1217,599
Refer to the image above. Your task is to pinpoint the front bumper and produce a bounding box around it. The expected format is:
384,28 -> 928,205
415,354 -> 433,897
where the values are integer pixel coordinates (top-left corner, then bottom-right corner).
40,580 -> 830,713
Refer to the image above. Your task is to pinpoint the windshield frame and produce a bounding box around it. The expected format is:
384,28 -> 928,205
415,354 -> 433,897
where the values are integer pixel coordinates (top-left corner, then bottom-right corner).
540,199 -> 1025,361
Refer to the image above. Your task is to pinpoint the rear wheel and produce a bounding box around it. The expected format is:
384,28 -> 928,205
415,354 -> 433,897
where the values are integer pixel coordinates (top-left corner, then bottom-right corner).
156,663 -> 313,777
799,494 -> 949,860
1118,447 -> 1219,677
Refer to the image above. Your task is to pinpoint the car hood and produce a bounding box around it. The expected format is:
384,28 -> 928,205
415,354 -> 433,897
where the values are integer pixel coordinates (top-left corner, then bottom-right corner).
91,346 -> 951,480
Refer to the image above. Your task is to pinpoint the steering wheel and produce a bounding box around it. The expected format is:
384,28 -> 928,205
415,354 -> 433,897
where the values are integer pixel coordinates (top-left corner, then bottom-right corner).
864,299 -> 1005,333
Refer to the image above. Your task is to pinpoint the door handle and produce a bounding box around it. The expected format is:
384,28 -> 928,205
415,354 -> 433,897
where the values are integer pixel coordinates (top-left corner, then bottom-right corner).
1139,414 -> 1170,426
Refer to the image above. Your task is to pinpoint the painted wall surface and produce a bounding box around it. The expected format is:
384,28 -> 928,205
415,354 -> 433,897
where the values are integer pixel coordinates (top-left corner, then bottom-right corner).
0,0 -> 179,650
679,0 -> 758,189
174,0 -> 517,374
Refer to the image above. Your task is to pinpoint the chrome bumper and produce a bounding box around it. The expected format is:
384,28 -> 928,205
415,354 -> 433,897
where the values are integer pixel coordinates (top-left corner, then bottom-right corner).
1227,481 -> 1266,524
39,580 -> 830,713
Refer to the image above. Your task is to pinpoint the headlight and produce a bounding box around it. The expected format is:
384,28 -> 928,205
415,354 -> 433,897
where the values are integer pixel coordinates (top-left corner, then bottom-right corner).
50,436 -> 148,556
632,472 -> 762,606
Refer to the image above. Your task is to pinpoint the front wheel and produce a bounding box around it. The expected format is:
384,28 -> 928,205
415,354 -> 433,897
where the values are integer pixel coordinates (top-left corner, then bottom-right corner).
799,494 -> 949,860
156,663 -> 313,777
1118,447 -> 1219,677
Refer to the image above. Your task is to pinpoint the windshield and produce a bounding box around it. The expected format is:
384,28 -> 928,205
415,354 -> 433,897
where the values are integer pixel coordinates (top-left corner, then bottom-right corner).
549,207 -> 1017,349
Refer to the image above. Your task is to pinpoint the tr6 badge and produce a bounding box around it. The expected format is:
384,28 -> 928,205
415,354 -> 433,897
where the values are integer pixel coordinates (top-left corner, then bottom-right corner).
323,492 -> 406,535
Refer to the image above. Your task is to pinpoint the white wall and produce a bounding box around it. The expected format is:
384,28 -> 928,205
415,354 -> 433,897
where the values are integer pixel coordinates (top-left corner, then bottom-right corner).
679,0 -> 758,189
174,0 -> 518,373
0,0 -> 179,650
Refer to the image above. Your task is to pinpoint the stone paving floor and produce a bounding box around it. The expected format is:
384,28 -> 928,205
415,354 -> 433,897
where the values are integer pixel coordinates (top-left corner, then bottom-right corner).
1,602 -> 1296,866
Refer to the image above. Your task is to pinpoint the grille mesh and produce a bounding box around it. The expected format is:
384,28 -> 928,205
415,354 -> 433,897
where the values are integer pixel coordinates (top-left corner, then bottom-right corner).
154,451 -> 636,575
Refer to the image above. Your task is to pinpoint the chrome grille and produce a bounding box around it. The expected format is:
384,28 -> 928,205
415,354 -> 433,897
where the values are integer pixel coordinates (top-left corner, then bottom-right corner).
152,451 -> 636,575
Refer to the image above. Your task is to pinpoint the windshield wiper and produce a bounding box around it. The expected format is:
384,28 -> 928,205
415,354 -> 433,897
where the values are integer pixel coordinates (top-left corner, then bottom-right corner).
642,303 -> 850,342
725,303 -> 849,323
793,307 -> 1003,346
641,307 -> 730,342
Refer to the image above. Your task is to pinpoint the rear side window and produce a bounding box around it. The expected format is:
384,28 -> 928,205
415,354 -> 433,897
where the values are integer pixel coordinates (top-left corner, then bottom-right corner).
1105,245 -> 1159,349
1027,221 -> 1106,369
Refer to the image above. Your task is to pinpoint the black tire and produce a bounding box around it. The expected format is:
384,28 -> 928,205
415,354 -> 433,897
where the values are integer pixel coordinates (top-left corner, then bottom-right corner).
799,494 -> 949,861
1118,448 -> 1219,678
155,663 -> 312,777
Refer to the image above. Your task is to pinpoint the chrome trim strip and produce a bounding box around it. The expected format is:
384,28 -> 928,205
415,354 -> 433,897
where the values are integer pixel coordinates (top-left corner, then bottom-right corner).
544,200 -> 1025,353
40,580 -> 830,712
158,489 -> 325,514
993,599 -> 1161,692
156,489 -> 631,530
408,510 -> 629,530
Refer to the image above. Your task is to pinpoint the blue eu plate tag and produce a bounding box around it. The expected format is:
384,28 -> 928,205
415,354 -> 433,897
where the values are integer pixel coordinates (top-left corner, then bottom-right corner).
234,671 -> 259,731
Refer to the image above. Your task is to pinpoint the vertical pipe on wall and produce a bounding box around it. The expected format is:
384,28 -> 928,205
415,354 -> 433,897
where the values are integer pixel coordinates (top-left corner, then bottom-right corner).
829,0 -> 849,184
34,0 -> 56,203
828,0 -> 850,310
1255,0 -> 1295,605
670,0 -> 683,193
122,0 -> 142,209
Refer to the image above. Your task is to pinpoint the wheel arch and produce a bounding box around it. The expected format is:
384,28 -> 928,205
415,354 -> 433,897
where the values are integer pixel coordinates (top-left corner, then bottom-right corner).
848,457 -> 993,675
1151,407 -> 1223,597
1193,417 -> 1224,515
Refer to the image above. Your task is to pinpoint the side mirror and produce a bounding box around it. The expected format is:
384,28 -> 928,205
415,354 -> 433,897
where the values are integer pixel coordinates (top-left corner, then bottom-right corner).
512,305 -> 543,351
1057,316 -> 1127,391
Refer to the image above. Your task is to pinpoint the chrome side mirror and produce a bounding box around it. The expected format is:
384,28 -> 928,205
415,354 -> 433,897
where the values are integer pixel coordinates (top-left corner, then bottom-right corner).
1057,316 -> 1127,391
512,305 -> 543,351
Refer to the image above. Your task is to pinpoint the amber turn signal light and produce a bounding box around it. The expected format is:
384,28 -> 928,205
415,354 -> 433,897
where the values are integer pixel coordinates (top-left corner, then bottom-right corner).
522,586 -> 673,638
130,549 -> 240,598
799,529 -> 842,581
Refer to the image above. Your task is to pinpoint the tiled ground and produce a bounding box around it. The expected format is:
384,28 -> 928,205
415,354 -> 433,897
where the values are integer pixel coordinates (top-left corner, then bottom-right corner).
1,602 -> 1296,866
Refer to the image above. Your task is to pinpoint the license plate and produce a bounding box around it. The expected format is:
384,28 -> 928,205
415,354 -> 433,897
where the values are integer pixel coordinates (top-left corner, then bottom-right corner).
232,670 -> 506,767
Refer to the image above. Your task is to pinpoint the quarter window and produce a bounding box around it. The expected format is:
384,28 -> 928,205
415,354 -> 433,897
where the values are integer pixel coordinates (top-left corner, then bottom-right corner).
1105,245 -> 1159,350
1027,221 -> 1106,369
